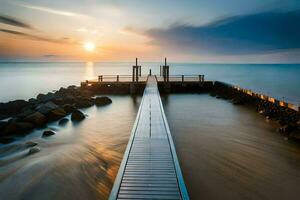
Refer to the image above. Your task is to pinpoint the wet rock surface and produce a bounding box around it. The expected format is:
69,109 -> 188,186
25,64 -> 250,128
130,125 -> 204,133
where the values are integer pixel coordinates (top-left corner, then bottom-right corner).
42,130 -> 56,137
0,85 -> 110,143
212,81 -> 300,140
71,109 -> 85,121
95,96 -> 112,106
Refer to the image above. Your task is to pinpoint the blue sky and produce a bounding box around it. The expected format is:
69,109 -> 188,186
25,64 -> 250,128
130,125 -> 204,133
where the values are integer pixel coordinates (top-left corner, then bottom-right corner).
0,0 -> 300,62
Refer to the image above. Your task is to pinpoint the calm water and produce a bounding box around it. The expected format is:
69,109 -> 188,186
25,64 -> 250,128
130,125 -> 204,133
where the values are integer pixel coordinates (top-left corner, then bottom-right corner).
0,95 -> 141,200
1,62 -> 300,200
163,94 -> 300,200
0,62 -> 300,104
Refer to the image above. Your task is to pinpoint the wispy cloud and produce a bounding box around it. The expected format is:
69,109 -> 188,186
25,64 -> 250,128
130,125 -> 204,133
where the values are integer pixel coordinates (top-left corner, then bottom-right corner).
136,9 -> 300,55
13,1 -> 89,18
0,15 -> 33,29
76,27 -> 99,34
0,28 -> 77,44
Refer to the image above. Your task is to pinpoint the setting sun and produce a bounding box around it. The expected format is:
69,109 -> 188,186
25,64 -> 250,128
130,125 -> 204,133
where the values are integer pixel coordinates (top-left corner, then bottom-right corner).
83,42 -> 95,52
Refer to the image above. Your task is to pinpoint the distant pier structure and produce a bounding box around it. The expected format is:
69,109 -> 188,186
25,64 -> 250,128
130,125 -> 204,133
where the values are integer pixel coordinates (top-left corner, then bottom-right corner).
132,58 -> 142,82
160,57 -> 170,82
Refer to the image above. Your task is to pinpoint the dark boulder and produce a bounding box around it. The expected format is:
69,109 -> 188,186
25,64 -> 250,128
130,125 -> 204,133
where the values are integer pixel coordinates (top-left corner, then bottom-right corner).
71,109 -> 85,121
28,147 -> 40,154
58,118 -> 69,125
37,92 -> 56,102
95,96 -> 112,106
42,130 -> 56,137
0,137 -> 15,144
0,121 -> 8,131
36,102 -> 58,115
16,107 -> 35,119
0,100 -> 31,118
25,141 -> 38,147
4,122 -> 34,136
48,108 -> 67,121
28,98 -> 38,104
23,112 -> 46,127
75,97 -> 94,108
63,104 -> 76,113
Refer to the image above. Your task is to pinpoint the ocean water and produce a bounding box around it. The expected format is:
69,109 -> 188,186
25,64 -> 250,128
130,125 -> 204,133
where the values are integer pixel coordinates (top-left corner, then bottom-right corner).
1,62 -> 300,200
0,62 -> 299,105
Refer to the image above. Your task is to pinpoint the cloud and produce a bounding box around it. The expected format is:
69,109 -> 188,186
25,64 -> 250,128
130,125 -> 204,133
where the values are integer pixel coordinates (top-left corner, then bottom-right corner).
0,28 -> 76,44
76,27 -> 99,34
139,9 -> 300,55
13,2 -> 89,18
0,15 -> 33,29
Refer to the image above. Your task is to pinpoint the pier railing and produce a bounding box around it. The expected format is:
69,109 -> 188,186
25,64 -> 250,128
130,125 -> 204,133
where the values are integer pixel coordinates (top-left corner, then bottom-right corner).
156,75 -> 205,82
85,75 -> 148,83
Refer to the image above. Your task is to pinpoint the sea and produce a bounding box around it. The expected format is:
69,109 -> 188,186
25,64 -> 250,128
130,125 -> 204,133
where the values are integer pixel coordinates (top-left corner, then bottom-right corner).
0,62 -> 300,200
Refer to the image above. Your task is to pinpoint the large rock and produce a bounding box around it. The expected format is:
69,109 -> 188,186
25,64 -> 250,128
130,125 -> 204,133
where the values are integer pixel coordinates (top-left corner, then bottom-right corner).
4,122 -> 34,136
63,104 -> 76,113
71,109 -> 85,121
0,137 -> 14,144
0,100 -> 31,119
0,121 -> 8,131
26,141 -> 38,147
37,92 -> 56,102
28,147 -> 40,155
23,112 -> 46,127
42,130 -> 56,137
75,97 -> 94,108
95,97 -> 112,106
36,102 -> 58,115
48,108 -> 67,121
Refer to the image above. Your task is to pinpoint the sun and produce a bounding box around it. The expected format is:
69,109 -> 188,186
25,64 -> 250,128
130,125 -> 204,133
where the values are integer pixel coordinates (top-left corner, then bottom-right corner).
83,42 -> 95,52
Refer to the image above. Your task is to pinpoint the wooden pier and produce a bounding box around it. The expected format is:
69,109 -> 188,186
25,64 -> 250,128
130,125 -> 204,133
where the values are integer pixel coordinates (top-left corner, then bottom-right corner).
109,76 -> 189,200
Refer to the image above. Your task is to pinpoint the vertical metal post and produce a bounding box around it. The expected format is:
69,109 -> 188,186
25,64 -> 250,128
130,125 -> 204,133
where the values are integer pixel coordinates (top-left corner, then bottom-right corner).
182,75 -> 184,82
167,66 -> 169,82
132,67 -> 135,82
139,66 -> 141,76
136,66 -> 139,82
117,75 -> 119,82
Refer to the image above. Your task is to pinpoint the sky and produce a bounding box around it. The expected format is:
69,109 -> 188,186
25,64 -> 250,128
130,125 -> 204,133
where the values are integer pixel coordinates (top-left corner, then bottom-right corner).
0,0 -> 300,63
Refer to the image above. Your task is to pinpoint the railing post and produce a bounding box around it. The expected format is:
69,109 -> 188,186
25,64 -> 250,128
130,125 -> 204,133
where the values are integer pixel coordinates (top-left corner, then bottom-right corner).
117,75 -> 119,82
139,66 -> 141,76
132,67 -> 135,82
182,75 -> 184,82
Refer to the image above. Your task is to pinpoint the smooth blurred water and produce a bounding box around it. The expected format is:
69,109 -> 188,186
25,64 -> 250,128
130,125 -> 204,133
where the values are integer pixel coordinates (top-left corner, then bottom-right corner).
1,62 -> 300,200
0,95 -> 141,200
163,94 -> 300,200
0,62 -> 299,105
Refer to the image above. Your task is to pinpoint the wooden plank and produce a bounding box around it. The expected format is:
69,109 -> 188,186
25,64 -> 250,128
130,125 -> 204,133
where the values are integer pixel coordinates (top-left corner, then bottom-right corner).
109,76 -> 189,200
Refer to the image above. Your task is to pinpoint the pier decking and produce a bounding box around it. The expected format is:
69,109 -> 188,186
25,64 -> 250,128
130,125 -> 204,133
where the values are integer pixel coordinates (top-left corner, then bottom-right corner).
109,76 -> 189,200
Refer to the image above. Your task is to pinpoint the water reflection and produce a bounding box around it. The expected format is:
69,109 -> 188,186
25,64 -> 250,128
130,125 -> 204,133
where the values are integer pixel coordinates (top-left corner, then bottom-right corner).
0,95 -> 141,200
84,61 -> 95,81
